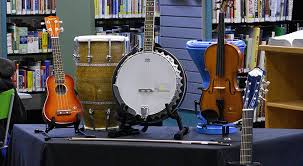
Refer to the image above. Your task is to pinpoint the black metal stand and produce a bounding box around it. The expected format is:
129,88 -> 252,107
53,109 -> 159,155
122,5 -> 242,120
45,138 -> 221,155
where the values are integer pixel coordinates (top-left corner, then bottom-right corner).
35,113 -> 95,141
108,103 -> 189,140
108,103 -> 140,138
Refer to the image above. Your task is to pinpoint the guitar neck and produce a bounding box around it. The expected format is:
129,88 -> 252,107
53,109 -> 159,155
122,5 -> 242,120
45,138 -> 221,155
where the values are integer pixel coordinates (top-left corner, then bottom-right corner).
240,109 -> 254,165
51,37 -> 65,84
143,0 -> 155,52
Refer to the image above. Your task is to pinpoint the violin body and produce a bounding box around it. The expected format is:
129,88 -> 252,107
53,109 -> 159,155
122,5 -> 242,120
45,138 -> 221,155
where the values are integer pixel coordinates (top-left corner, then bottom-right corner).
200,43 -> 243,123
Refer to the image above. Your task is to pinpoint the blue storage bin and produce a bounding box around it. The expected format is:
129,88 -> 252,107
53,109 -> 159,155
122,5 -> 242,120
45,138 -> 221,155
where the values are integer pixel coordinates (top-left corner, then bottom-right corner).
186,39 -> 246,89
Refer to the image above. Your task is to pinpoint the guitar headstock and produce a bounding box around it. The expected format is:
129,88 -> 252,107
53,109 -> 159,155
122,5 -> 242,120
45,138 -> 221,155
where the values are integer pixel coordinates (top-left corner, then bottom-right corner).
243,68 -> 269,110
43,16 -> 63,38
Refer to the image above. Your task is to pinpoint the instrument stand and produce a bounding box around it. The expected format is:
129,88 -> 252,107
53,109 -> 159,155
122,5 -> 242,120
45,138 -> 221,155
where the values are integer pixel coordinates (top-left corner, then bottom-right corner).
35,113 -> 95,141
164,104 -> 189,140
108,103 -> 140,138
108,103 -> 189,140
194,100 -> 237,136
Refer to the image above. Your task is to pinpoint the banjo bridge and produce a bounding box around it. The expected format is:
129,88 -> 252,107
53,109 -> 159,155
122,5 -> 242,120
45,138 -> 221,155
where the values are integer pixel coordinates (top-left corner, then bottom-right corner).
138,88 -> 154,93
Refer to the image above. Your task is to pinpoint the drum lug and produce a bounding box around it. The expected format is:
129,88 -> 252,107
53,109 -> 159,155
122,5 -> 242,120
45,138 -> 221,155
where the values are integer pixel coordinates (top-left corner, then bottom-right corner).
105,108 -> 111,130
87,39 -> 93,63
88,108 -> 96,130
107,39 -> 112,62
73,39 -> 80,63
141,106 -> 149,120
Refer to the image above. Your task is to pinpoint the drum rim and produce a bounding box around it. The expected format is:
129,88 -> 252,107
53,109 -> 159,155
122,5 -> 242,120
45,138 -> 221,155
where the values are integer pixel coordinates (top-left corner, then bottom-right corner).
112,47 -> 187,124
74,35 -> 129,42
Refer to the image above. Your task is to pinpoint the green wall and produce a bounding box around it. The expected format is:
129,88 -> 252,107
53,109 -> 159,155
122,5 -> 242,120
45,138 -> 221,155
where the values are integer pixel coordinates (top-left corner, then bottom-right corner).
56,0 -> 95,77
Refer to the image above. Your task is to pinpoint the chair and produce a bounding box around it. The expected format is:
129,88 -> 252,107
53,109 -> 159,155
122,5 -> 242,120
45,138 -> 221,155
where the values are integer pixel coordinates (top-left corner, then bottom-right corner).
0,89 -> 15,150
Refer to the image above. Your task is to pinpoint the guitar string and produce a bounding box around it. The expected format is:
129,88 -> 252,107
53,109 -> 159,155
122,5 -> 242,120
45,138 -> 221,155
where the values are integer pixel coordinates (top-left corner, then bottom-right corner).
52,38 -> 62,112
56,38 -> 70,111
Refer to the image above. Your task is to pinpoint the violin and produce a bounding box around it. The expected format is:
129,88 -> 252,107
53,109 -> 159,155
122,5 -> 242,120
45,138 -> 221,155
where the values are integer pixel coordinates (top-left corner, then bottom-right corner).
200,0 -> 243,123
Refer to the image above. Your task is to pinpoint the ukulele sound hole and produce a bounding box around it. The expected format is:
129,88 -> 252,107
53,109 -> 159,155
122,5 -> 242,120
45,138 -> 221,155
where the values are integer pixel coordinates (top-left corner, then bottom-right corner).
55,84 -> 67,95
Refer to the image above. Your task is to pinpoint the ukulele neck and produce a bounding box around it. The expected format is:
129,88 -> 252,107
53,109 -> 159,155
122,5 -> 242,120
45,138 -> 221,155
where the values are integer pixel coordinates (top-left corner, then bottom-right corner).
51,37 -> 65,84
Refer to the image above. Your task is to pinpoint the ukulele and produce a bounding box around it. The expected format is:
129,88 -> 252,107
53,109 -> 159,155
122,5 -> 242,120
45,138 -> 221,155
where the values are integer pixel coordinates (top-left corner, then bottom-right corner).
42,16 -> 83,126
227,67 -> 269,166
200,0 -> 243,123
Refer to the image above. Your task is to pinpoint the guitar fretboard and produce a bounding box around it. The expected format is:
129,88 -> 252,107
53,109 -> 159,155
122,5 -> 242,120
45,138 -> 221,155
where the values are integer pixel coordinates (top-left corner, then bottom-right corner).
143,0 -> 155,52
51,37 -> 65,84
240,109 -> 254,165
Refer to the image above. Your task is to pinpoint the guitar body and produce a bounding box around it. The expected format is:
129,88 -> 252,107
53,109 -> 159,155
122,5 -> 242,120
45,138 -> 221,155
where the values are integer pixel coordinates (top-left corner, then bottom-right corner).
200,43 -> 243,122
43,74 -> 83,125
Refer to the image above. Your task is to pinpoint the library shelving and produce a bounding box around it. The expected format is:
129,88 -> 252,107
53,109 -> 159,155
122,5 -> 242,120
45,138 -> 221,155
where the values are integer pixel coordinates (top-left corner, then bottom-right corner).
259,45 -> 303,129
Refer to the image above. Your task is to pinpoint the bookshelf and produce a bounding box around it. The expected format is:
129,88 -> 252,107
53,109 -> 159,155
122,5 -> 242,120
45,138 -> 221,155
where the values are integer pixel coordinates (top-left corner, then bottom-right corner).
94,0 -> 161,50
259,45 -> 303,128
2,0 -> 56,93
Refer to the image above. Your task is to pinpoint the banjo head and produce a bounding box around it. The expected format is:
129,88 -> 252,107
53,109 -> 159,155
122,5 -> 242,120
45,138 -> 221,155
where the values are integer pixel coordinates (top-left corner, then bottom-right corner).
113,49 -> 186,122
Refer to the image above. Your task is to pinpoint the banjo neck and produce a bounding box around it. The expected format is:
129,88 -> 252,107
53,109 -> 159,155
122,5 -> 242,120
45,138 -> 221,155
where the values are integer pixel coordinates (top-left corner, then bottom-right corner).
143,0 -> 156,53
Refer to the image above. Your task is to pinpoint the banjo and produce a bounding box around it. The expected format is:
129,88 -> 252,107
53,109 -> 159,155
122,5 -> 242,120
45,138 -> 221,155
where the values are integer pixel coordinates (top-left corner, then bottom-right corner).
112,0 -> 187,126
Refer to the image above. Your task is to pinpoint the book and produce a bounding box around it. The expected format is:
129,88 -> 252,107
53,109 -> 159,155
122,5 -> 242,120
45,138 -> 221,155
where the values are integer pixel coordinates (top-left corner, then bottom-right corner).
268,30 -> 303,47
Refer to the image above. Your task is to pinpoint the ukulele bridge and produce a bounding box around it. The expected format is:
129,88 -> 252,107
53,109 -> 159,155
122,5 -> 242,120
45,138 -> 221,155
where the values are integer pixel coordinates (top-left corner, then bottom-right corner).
57,110 -> 72,116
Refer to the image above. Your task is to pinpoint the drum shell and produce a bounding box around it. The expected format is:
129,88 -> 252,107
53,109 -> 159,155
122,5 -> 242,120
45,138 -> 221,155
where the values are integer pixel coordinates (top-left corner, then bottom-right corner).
75,38 -> 126,130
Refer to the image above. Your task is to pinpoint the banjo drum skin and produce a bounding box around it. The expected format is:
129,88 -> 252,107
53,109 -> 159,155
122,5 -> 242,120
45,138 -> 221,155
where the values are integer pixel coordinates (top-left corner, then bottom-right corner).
112,47 -> 187,124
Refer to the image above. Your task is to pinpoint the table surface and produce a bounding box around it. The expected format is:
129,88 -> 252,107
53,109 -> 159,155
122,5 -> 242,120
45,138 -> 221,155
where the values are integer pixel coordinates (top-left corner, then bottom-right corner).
8,124 -> 303,166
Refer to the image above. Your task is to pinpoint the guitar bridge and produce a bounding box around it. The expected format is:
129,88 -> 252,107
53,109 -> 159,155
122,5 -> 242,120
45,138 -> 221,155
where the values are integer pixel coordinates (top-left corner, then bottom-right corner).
57,110 -> 72,116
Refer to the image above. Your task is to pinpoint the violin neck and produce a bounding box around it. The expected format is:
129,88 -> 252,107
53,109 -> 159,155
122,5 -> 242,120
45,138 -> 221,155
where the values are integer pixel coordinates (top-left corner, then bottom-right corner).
216,12 -> 225,77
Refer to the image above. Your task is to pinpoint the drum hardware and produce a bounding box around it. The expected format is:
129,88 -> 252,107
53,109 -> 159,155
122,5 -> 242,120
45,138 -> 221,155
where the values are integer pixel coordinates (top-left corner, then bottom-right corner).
73,39 -> 80,63
87,39 -> 93,63
105,108 -> 111,131
88,108 -> 96,130
106,39 -> 112,62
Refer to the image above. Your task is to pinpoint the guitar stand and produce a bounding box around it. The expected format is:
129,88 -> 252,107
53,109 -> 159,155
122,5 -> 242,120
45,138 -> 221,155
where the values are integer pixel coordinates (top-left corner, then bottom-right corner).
35,113 -> 95,141
165,104 -> 189,140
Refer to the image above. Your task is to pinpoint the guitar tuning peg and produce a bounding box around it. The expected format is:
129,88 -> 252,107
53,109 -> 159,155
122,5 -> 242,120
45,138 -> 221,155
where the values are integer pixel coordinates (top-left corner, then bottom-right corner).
42,28 -> 47,32
60,27 -> 64,32
59,21 -> 63,24
41,22 -> 45,26
48,28 -> 52,32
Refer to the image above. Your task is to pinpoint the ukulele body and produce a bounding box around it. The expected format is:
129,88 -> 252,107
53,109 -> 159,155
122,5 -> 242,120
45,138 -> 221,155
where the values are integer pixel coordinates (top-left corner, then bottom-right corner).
200,43 -> 243,123
43,74 -> 83,125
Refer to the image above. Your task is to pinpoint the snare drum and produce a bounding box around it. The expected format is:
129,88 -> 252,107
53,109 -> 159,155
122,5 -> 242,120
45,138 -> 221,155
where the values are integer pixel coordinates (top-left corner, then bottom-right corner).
112,47 -> 187,124
74,35 -> 128,130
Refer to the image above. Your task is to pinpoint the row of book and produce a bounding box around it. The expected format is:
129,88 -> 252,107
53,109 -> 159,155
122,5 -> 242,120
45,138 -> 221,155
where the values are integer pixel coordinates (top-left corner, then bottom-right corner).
7,0 -> 56,15
212,0 -> 294,23
7,25 -> 52,54
96,25 -> 159,52
94,0 -> 160,19
12,60 -> 53,93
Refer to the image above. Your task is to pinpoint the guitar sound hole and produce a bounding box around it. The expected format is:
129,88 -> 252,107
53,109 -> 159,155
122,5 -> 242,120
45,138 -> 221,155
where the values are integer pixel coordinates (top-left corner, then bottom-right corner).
55,84 -> 67,95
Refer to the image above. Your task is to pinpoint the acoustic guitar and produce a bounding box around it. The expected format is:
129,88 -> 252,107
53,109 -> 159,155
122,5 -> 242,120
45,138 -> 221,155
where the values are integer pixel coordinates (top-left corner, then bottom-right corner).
227,67 -> 269,166
42,16 -> 83,126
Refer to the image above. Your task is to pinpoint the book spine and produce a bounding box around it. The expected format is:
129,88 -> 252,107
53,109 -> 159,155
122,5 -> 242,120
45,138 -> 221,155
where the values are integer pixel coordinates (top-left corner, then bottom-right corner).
288,0 -> 293,20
